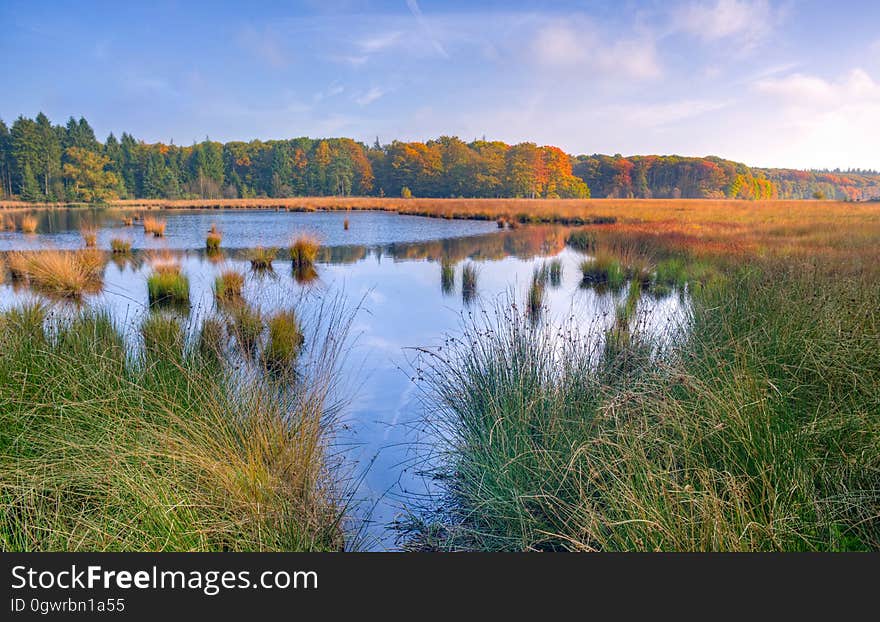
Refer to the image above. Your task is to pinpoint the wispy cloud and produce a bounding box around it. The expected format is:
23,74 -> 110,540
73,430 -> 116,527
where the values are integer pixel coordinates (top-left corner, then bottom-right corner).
237,25 -> 289,69
672,0 -> 781,51
355,86 -> 387,106
406,0 -> 449,59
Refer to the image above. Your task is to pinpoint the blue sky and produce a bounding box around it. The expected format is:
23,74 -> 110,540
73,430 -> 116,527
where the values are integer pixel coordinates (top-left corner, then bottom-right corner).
2,0 -> 879,169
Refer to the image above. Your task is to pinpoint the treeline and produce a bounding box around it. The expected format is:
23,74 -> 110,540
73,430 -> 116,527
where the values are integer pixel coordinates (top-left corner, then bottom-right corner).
1,112 -> 878,203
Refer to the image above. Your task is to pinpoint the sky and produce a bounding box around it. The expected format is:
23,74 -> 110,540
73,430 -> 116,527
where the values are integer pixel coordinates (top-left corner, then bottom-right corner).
2,0 -> 879,170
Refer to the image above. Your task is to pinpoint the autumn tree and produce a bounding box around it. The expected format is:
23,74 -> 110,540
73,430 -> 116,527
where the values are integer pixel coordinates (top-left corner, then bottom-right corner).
62,147 -> 121,202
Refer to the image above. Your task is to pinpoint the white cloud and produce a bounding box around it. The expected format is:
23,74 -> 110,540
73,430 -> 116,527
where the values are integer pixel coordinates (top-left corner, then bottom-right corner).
358,31 -> 403,54
530,20 -> 661,80
749,69 -> 880,168
674,0 -> 778,50
611,99 -> 732,127
355,87 -> 386,106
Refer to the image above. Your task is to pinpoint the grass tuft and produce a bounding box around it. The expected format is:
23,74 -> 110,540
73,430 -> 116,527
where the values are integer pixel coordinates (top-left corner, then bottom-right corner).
290,235 -> 320,268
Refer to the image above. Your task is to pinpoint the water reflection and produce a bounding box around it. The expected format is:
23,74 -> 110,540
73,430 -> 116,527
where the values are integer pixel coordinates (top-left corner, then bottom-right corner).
0,215 -> 689,549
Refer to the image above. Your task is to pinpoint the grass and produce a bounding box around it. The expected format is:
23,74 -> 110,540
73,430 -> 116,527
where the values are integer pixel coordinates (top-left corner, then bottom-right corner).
527,267 -> 546,319
147,259 -> 189,306
143,216 -> 166,237
110,237 -> 132,254
265,310 -> 305,370
343,218 -> 349,231
229,303 -> 263,353
0,305 -> 350,551
548,258 -> 563,287
461,263 -> 478,303
580,253 -> 625,288
215,269 -> 245,300
20,215 -> 38,233
141,312 -> 184,359
566,229 -> 596,252
247,246 -> 277,270
206,224 -> 222,251
290,234 -> 320,268
6,250 -> 105,298
81,227 -> 97,247
440,258 -> 455,295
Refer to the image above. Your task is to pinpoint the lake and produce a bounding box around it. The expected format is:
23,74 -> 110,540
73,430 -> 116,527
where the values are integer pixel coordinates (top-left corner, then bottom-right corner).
0,208 -> 689,549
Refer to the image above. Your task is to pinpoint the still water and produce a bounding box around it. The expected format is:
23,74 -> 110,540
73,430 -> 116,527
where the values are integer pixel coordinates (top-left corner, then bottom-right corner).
0,209 -> 688,549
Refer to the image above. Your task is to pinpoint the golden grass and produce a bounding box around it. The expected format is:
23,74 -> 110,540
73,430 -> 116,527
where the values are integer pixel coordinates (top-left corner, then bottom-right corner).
20,215 -> 38,234
143,216 -> 166,237
206,223 -> 222,251
215,269 -> 245,300
81,227 -> 97,248
290,234 -> 320,268
6,250 -> 105,298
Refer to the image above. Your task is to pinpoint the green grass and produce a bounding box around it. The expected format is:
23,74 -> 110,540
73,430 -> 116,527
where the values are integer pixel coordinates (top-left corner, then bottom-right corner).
440,258 -> 455,295
580,253 -> 625,289
214,269 -> 245,300
527,266 -> 546,319
461,264 -> 478,303
548,259 -> 563,287
566,230 -> 596,252
229,303 -> 263,353
141,312 -> 184,360
0,305 -> 349,551
147,269 -> 189,306
265,310 -> 305,370
206,228 -> 222,251
412,256 -> 880,551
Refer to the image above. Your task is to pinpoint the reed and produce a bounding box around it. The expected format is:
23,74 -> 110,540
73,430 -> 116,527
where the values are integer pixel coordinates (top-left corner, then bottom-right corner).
343,218 -> 349,231
580,253 -> 625,288
147,260 -> 189,306
206,224 -> 222,251
81,227 -> 98,248
548,258 -> 563,287
566,230 -> 596,252
141,312 -> 184,359
110,237 -> 132,254
440,258 -> 455,295
527,267 -> 546,319
247,246 -> 277,270
6,250 -> 105,298
461,264 -> 478,303
229,303 -> 263,352
265,310 -> 305,369
290,234 -> 320,268
143,216 -> 166,237
20,215 -> 38,233
214,269 -> 245,300
0,307 -> 350,551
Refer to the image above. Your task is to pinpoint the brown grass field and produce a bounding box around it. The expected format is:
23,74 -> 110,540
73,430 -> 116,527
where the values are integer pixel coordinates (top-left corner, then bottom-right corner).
2,197 -> 879,261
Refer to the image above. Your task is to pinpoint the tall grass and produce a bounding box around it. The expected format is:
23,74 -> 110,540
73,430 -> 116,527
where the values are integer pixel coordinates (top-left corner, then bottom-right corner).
20,215 -> 38,233
247,246 -> 277,270
265,310 -> 305,370
81,227 -> 97,248
0,304 -> 352,551
206,224 -> 222,251
527,267 -> 546,319
6,250 -> 105,298
290,235 -> 320,268
461,264 -> 478,304
110,237 -> 132,254
143,216 -> 166,237
147,259 -> 189,306
411,257 -> 880,551
548,258 -> 563,287
580,253 -> 625,289
440,258 -> 455,295
215,269 -> 245,300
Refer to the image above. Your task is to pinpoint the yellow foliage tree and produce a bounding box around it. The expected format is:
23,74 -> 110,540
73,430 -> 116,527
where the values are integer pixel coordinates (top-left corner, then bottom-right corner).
62,147 -> 121,202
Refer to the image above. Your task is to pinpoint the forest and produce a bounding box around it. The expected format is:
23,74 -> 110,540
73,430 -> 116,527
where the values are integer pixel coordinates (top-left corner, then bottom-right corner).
1,113 -> 878,203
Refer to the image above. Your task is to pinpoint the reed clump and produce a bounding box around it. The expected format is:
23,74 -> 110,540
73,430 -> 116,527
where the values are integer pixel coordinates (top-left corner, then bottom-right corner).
147,259 -> 189,306
290,235 -> 320,268
6,250 -> 105,298
461,264 -> 478,303
143,216 -> 166,237
548,258 -> 563,287
229,303 -> 263,352
81,227 -> 98,248
20,215 -> 38,233
206,224 -> 222,251
265,310 -> 305,369
566,230 -> 596,252
440,258 -> 455,295
214,269 -> 245,300
110,237 -> 132,254
527,267 -> 546,319
247,246 -> 277,270
0,306 -> 350,551
580,253 -> 625,288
